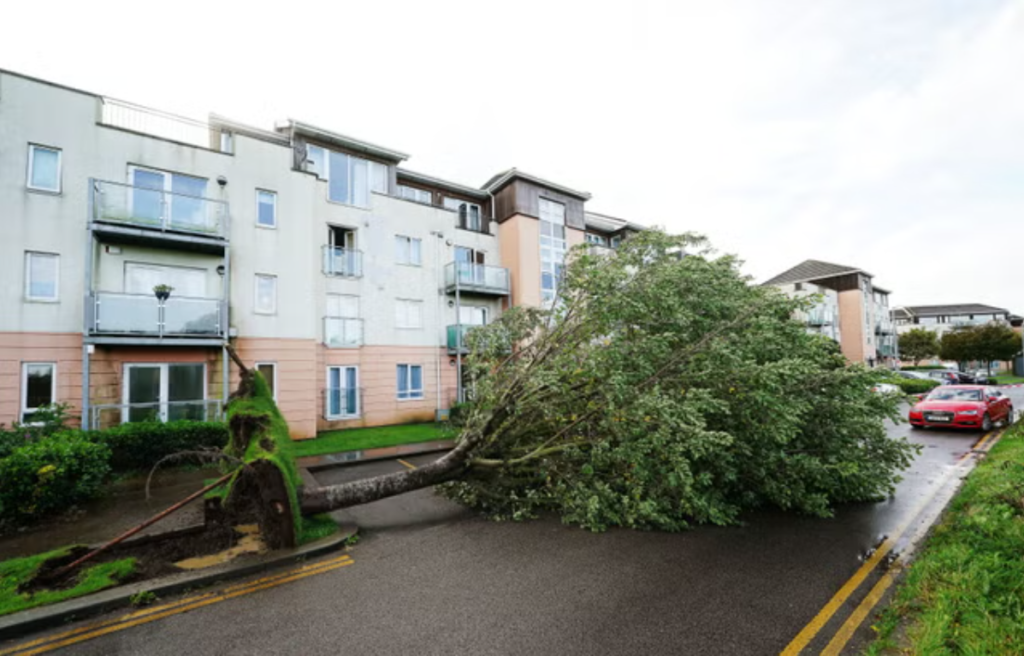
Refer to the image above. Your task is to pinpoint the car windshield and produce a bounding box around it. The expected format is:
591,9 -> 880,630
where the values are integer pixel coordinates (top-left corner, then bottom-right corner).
926,388 -> 982,402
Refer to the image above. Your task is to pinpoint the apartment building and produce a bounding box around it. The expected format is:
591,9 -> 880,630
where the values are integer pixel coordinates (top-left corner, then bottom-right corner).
0,70 -> 640,439
764,259 -> 895,365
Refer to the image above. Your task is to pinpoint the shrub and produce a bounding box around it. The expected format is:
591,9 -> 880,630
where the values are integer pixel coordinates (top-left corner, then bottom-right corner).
0,404 -> 75,458
85,421 -> 229,472
889,377 -> 940,395
0,432 -> 111,522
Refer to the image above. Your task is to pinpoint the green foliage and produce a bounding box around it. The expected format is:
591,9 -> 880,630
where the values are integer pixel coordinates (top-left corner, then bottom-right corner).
344,532 -> 361,547
0,432 -> 111,523
0,403 -> 75,458
440,230 -> 918,532
130,590 -> 158,606
898,329 -> 940,366
84,420 -> 228,472
0,546 -> 136,617
887,377 -> 940,395
866,424 -> 1024,654
293,423 -> 448,458
940,324 -> 1022,372
939,327 -> 975,364
297,513 -> 339,545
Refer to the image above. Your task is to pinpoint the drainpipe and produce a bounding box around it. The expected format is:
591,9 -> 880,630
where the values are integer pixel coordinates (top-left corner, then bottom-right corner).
430,231 -> 445,414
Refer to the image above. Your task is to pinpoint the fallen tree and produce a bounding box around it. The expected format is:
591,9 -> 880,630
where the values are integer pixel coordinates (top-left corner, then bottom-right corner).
233,230 -> 917,538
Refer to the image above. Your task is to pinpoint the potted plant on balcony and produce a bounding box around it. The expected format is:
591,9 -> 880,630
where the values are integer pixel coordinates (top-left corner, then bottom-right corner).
153,284 -> 174,301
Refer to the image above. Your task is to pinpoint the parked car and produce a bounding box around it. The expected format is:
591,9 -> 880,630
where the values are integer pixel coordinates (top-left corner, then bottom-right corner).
895,371 -> 932,381
871,382 -> 900,395
908,385 -> 1013,431
926,370 -> 960,385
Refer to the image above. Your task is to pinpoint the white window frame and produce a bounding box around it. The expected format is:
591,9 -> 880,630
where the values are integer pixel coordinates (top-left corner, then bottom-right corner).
256,189 -> 277,228
27,144 -> 62,193
396,364 -> 424,400
325,365 -> 360,419
25,251 -> 60,302
121,362 -> 207,424
370,161 -> 389,194
395,235 -> 423,266
539,198 -> 567,304
399,185 -> 432,204
326,150 -> 372,208
254,274 -> 278,315
21,362 -> 56,424
395,299 -> 424,329
255,362 -> 278,401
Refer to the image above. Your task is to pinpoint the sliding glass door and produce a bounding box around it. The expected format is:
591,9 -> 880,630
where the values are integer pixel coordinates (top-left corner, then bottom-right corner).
326,366 -> 359,419
123,363 -> 206,423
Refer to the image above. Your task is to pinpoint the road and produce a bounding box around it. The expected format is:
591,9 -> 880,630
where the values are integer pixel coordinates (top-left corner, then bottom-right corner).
4,387 -> 1020,655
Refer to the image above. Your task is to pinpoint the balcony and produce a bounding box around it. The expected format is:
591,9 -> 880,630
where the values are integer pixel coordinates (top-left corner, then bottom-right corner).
89,292 -> 225,342
100,97 -> 230,152
87,399 -> 224,430
322,246 -> 364,278
444,262 -> 510,296
324,387 -> 362,420
324,317 -> 364,348
92,180 -> 228,241
447,324 -> 511,354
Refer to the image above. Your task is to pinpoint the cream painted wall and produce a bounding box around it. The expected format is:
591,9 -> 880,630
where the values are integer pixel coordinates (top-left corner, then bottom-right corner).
838,289 -> 866,362
499,214 -> 542,308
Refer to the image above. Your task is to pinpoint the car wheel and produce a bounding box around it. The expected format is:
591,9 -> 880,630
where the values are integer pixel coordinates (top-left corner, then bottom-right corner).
982,413 -> 993,432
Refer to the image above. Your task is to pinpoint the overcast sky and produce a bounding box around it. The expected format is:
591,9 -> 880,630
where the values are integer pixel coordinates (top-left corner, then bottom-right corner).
4,1 -> 1021,310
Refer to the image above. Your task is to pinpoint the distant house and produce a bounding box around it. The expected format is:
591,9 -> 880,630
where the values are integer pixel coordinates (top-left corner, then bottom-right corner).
892,304 -> 1018,337
763,259 -> 895,366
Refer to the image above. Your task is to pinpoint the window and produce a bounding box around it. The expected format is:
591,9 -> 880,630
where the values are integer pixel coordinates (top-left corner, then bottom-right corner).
459,306 -> 488,326
395,236 -> 423,265
794,282 -> 804,291
327,294 -> 360,318
444,198 -> 482,232
371,161 -> 389,194
539,198 -> 567,304
306,144 -> 328,179
21,363 -> 56,423
397,364 -> 424,400
326,366 -> 359,418
256,363 -> 277,401
27,145 -> 62,193
325,294 -> 363,347
220,131 -> 234,154
585,233 -> 608,247
399,185 -> 432,204
395,299 -> 423,329
328,150 -> 370,207
256,190 -> 277,228
129,167 -> 209,230
25,252 -> 59,301
255,274 -> 277,314
123,363 -> 206,423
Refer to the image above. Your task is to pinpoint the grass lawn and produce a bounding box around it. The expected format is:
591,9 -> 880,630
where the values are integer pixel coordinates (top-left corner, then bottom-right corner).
0,546 -> 136,617
292,423 -> 450,458
993,373 -> 1024,384
866,423 -> 1024,654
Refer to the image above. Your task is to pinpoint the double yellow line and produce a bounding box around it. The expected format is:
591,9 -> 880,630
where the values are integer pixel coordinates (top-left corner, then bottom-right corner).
781,429 -> 1001,655
0,552 -> 354,655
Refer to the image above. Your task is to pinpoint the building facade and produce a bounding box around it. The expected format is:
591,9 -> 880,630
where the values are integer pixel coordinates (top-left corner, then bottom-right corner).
0,70 -> 639,438
892,304 -> 1017,337
764,259 -> 895,365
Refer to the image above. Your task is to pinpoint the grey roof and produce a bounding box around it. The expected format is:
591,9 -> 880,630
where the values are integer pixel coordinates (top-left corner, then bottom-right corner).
584,211 -> 646,233
762,259 -> 869,286
396,168 -> 490,199
897,304 -> 1010,318
482,168 -> 592,200
285,120 -> 409,162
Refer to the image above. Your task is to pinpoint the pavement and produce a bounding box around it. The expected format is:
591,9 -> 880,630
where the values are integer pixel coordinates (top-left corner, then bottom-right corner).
3,387 -> 1020,656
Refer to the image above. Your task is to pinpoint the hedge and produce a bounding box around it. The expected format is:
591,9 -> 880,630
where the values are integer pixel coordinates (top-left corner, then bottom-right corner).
83,421 -> 229,472
0,432 -> 110,522
889,377 -> 941,395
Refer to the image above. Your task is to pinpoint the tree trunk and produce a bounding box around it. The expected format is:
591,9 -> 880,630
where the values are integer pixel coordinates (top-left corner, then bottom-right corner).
300,441 -> 473,514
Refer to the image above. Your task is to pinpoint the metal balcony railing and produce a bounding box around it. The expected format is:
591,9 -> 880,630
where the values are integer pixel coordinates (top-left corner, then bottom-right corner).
91,292 -> 225,338
92,179 -> 228,238
100,97 -> 229,151
444,262 -> 510,295
87,399 -> 224,430
447,324 -> 511,354
324,387 -> 362,420
322,246 -> 364,277
324,317 -> 364,347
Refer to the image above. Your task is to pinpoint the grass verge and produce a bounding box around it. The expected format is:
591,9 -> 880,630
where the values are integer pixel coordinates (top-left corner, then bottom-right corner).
292,423 -> 449,458
0,547 -> 136,617
866,423 -> 1024,654
993,373 -> 1024,385
297,513 -> 340,546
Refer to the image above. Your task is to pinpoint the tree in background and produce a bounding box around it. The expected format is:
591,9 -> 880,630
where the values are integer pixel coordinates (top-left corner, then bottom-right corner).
898,328 -> 939,366
972,323 -> 1022,375
301,230 -> 917,531
939,328 -> 976,369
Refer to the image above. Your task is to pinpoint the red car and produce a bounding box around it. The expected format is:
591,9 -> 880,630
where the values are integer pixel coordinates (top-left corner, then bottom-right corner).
909,385 -> 1014,431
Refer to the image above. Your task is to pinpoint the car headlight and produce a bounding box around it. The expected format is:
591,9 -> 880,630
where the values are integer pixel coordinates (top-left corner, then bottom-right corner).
958,410 -> 978,416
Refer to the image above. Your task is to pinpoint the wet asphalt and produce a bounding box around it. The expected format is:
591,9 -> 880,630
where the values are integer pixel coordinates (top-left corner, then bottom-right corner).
9,387 -> 1021,656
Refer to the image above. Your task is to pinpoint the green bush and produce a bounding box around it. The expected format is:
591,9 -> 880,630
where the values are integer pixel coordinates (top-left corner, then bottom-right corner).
889,377 -> 940,394
86,421 -> 229,472
0,432 -> 110,522
0,404 -> 75,458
